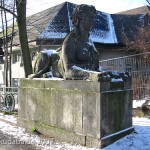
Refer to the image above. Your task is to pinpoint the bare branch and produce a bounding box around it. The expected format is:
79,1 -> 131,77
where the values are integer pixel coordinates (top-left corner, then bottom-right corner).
122,26 -> 150,53
146,0 -> 150,5
0,5 -> 17,17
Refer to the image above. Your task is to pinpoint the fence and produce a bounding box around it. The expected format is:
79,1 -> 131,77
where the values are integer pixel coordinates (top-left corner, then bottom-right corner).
0,86 -> 18,111
99,52 -> 150,100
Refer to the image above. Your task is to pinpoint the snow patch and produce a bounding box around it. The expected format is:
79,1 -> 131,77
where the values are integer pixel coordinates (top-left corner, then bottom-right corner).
139,14 -> 146,19
1,115 -> 150,150
90,12 -> 118,43
0,113 -> 17,124
39,30 -> 67,38
67,2 -> 73,31
41,49 -> 57,56
72,65 -> 101,74
83,48 -> 88,51
0,117 -> 93,150
111,78 -> 123,82
103,117 -> 150,150
33,77 -> 63,81
133,100 -> 146,108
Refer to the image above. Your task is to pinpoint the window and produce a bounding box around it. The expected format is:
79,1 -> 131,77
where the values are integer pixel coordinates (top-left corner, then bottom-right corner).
125,60 -> 132,73
0,56 -> 4,63
13,54 -> 22,63
12,78 -> 20,87
31,51 -> 36,61
107,61 -> 115,70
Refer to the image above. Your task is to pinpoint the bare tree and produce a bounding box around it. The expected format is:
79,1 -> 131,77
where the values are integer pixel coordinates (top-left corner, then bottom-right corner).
16,0 -> 32,77
9,0 -> 16,87
123,26 -> 150,53
0,0 -> 17,23
0,0 -> 13,87
0,0 -> 32,86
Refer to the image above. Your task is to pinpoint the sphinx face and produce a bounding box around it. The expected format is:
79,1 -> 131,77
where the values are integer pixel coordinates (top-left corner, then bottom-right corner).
81,12 -> 95,32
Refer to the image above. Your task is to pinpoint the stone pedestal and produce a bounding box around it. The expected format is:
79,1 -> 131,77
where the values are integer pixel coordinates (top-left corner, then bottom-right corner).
17,79 -> 133,148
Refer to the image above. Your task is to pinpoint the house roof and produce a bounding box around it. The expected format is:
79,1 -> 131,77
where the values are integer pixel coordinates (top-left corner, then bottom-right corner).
13,2 -> 65,45
37,2 -> 118,44
115,5 -> 150,15
8,3 -> 150,48
111,6 -> 150,43
13,1 -> 118,45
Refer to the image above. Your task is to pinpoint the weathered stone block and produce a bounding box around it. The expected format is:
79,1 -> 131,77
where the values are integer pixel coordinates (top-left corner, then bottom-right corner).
18,79 -> 133,148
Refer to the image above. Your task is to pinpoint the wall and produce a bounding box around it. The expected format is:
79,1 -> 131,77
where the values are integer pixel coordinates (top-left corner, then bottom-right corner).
99,49 -> 133,61
10,45 -> 39,86
0,64 -> 4,85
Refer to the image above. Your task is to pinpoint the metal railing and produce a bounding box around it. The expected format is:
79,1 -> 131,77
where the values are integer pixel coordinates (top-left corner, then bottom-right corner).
99,52 -> 150,100
0,86 -> 18,111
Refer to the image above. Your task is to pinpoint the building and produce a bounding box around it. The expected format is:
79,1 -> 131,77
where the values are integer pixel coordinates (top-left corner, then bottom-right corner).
0,2 -> 149,87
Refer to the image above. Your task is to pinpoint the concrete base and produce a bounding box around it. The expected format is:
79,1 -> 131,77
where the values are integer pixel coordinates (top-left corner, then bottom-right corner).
17,79 -> 133,148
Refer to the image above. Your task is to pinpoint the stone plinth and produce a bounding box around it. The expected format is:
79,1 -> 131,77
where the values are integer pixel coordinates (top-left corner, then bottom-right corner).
17,79 -> 133,148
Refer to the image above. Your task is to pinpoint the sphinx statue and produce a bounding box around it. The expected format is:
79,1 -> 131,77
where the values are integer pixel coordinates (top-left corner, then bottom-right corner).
29,4 -> 131,82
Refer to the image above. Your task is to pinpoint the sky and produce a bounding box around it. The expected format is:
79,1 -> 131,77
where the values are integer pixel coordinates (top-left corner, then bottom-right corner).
26,0 -> 149,16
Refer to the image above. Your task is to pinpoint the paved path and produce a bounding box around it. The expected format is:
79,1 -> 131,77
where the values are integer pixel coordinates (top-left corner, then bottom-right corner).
0,131 -> 38,150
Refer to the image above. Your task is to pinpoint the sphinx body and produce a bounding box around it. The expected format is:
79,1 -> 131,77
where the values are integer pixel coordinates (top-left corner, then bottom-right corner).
29,4 -> 131,82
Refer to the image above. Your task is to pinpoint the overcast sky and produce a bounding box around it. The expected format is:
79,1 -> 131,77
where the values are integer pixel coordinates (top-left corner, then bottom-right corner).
27,0 -> 149,16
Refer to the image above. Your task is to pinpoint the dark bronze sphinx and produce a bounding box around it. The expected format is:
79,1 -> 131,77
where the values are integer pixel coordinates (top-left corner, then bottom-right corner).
29,4 -> 131,82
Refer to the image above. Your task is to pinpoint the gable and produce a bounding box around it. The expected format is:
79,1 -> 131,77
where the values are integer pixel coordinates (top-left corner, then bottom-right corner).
112,6 -> 150,44
37,2 -> 118,44
39,2 -> 75,39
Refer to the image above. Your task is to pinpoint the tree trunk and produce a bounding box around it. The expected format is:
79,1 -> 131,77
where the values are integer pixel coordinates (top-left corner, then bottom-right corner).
1,0 -> 8,87
16,0 -> 32,77
9,0 -> 16,87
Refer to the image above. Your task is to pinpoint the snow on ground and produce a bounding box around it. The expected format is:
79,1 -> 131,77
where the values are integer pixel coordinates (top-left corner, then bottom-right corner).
0,120 -> 92,150
133,100 -> 147,108
104,117 -> 150,150
133,97 -> 150,108
0,113 -> 93,150
0,113 -> 17,124
0,113 -> 150,150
